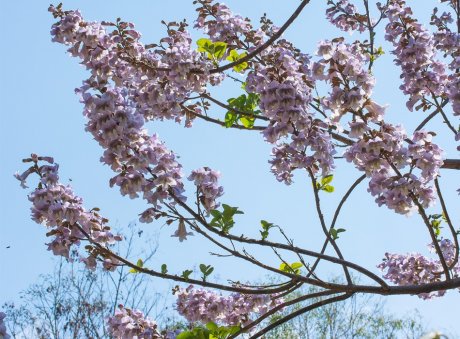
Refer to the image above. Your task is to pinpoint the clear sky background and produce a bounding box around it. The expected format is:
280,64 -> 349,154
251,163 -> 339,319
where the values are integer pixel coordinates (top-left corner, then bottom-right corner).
1,0 -> 459,336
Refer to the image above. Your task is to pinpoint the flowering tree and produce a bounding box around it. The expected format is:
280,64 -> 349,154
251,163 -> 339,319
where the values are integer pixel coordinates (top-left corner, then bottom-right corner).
11,0 -> 460,337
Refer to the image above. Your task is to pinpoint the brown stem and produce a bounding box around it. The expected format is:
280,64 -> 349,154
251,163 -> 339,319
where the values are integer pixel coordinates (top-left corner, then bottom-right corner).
181,104 -> 266,130
414,99 -> 449,132
248,293 -> 354,338
228,290 -> 338,338
308,168 -> 353,285
434,178 -> 459,269
210,0 -> 312,73
308,175 -> 367,279
200,93 -> 269,120
169,188 -> 388,287
73,224 -> 295,295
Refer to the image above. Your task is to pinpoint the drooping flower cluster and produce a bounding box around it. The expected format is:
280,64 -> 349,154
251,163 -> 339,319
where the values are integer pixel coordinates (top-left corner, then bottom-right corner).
175,285 -> 283,326
345,125 -> 443,214
106,305 -> 164,339
313,40 -> 376,125
79,87 -> 185,209
325,0 -> 367,33
49,6 -> 232,229
188,167 -> 224,212
194,0 -> 253,46
49,5 -> 215,125
15,155 -> 122,270
431,8 -> 460,116
246,44 -> 335,183
378,239 -> 460,299
0,312 -> 11,339
384,0 -> 448,111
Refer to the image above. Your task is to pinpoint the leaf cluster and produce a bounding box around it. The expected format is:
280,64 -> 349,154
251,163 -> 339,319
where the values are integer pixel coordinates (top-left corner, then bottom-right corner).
209,204 -> 244,234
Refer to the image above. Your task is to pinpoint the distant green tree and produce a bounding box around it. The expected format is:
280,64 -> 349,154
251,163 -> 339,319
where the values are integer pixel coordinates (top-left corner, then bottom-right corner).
263,282 -> 427,339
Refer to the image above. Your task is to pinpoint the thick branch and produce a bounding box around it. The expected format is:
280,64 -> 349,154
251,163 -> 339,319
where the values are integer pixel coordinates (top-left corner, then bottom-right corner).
248,293 -> 353,338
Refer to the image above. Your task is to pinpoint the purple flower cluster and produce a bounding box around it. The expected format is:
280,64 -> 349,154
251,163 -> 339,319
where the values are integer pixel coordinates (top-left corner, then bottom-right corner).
106,305 -> 164,339
49,7 -> 230,232
15,155 -> 122,270
384,0 -> 448,111
345,125 -> 443,214
431,9 -> 460,116
326,0 -> 367,33
313,40 -> 376,125
195,1 -> 252,46
246,45 -> 335,183
0,312 -> 11,339
188,167 -> 224,212
378,239 -> 460,299
80,87 -> 185,208
175,285 -> 282,326
49,5 -> 214,125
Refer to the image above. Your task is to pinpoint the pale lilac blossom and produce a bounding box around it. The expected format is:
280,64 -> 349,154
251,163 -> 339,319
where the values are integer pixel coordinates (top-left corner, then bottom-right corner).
188,167 -> 224,212
106,305 -> 164,339
175,285 -> 283,326
15,156 -> 122,270
378,239 -> 460,299
326,0 -> 368,33
384,0 -> 448,111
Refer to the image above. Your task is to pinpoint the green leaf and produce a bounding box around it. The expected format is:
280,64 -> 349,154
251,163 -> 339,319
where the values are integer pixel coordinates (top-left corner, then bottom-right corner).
206,322 -> 218,332
260,220 -> 274,230
239,116 -> 255,128
199,264 -> 208,273
226,50 -> 239,62
213,42 -> 228,59
226,50 -> 248,72
197,38 -> 227,61
182,269 -> 193,280
129,258 -> 144,273
260,230 -> 269,240
279,262 -> 303,275
199,264 -> 214,281
322,185 -> 335,193
224,111 -> 238,128
260,220 -> 275,240
321,174 -> 333,185
177,328 -> 210,339
197,38 -> 212,52
330,228 -> 346,240
290,262 -> 303,270
161,264 -> 168,274
210,210 -> 222,218
279,262 -> 288,272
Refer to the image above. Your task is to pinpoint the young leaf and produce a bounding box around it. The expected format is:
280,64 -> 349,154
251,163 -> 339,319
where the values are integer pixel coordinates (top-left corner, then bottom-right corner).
197,38 -> 212,52
206,322 -> 218,332
224,111 -> 238,127
213,41 -> 228,59
330,228 -> 346,240
239,116 -> 255,128
226,50 -> 248,72
322,185 -> 335,193
321,174 -> 333,185
182,269 -> 193,280
129,258 -> 143,274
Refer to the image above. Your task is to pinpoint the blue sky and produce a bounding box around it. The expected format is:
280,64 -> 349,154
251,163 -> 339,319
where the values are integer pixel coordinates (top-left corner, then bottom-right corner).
1,0 -> 459,335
